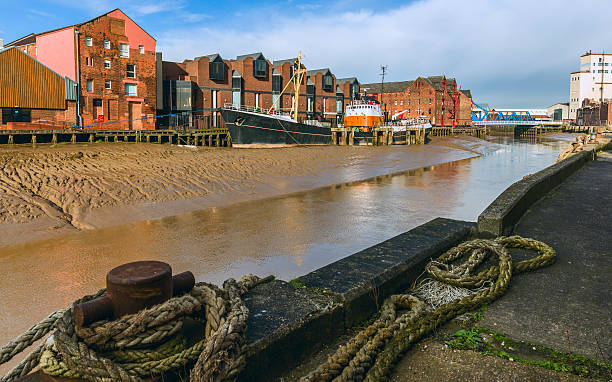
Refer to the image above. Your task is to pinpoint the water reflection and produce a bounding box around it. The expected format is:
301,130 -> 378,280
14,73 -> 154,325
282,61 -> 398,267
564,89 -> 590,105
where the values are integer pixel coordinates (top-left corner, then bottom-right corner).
0,136 -> 568,356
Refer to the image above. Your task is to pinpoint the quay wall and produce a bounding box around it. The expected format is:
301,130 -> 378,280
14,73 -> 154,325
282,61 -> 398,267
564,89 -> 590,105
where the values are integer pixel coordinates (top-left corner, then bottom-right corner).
478,141 -> 611,236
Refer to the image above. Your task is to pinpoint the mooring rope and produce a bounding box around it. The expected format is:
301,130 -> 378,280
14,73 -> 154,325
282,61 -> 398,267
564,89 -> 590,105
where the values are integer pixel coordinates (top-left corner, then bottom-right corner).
1,236 -> 554,382
0,275 -> 270,382
301,235 -> 556,382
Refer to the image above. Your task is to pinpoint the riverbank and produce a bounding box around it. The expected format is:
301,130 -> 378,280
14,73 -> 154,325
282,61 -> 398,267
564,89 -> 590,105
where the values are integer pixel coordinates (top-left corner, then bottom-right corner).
0,136 -> 495,246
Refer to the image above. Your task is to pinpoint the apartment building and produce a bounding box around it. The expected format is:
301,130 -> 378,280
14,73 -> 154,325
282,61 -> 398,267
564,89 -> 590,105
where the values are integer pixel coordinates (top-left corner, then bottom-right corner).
160,53 -> 360,127
361,76 -> 473,126
5,9 -> 157,130
569,52 -> 612,121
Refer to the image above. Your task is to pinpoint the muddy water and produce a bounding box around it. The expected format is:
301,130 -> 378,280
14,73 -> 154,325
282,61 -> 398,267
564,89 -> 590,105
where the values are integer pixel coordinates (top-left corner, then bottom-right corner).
0,135 -> 571,364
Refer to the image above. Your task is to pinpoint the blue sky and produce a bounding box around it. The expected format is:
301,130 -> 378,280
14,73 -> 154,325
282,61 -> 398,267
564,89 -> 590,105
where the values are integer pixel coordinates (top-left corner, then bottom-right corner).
1,0 -> 611,108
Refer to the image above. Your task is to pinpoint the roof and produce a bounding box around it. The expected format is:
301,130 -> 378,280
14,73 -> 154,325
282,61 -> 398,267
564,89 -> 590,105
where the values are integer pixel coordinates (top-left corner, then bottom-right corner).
548,102 -> 569,107
336,86 -> 343,94
272,68 -> 280,75
460,89 -> 472,98
195,53 -> 223,62
236,52 -> 265,61
424,75 -> 457,91
273,57 -> 297,66
4,33 -> 36,47
336,77 -> 359,84
5,8 -> 156,47
360,81 -> 414,93
307,68 -> 332,76
232,69 -> 241,77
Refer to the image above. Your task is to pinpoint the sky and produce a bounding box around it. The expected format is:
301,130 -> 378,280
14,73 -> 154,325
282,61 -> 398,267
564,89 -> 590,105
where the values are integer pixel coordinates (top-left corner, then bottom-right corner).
1,0 -> 611,108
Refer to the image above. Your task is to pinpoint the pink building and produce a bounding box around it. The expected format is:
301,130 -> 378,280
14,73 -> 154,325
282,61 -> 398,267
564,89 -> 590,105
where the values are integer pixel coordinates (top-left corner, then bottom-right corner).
5,9 -> 158,129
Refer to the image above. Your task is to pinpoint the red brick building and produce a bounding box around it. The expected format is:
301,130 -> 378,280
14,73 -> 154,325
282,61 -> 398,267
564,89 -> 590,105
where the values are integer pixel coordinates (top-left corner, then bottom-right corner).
5,9 -> 157,130
577,98 -> 612,126
160,53 -> 360,127
361,76 -> 473,126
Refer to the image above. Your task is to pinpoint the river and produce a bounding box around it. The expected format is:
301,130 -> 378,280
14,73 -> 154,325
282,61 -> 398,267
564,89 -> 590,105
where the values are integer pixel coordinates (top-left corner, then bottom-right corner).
0,135 -> 573,364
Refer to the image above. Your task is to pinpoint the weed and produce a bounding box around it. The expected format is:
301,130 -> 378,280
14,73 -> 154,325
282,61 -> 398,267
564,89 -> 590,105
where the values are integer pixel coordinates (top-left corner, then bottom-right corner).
446,328 -> 483,351
290,279 -> 305,288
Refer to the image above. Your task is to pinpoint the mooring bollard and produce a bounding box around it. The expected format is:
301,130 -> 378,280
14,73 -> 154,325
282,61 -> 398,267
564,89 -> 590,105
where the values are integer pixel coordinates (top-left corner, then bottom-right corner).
74,260 -> 195,326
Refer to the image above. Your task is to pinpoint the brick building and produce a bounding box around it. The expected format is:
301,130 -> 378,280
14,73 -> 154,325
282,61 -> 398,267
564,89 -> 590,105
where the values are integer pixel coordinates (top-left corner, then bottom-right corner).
576,98 -> 612,126
160,53 -> 360,127
361,76 -> 473,126
5,9 -> 157,130
0,47 -> 77,128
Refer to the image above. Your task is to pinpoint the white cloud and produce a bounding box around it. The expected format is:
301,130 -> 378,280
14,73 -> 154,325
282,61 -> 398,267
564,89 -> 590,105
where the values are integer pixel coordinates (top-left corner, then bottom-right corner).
130,0 -> 185,15
156,0 -> 612,107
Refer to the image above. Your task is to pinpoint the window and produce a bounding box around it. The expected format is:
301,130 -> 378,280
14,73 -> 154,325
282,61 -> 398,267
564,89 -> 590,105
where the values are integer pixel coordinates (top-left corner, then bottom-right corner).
323,74 -> 333,92
104,40 -> 110,49
86,79 -> 93,92
394,101 -> 397,106
126,64 -> 135,78
85,37 -> 92,46
307,97 -> 313,112
272,73 -> 282,92
120,43 -> 129,57
104,60 -> 111,69
105,80 -> 111,90
139,45 -> 144,54
124,83 -> 137,96
323,98 -> 327,112
85,57 -> 94,67
209,61 -> 225,81
336,98 -> 343,114
253,59 -> 267,77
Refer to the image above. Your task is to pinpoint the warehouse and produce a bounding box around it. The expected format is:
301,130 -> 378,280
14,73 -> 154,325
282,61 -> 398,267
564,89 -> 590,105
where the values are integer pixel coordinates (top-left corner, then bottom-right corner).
0,47 -> 77,129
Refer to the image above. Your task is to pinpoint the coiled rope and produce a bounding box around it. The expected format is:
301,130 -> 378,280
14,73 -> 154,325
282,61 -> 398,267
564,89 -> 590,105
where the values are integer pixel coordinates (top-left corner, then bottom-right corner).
301,235 -> 556,382
0,274 -> 269,382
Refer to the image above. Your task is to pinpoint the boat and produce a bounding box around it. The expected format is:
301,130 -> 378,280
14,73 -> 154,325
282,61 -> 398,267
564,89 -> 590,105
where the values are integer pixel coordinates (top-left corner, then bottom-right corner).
218,106 -> 332,146
219,53 -> 332,146
342,96 -> 431,144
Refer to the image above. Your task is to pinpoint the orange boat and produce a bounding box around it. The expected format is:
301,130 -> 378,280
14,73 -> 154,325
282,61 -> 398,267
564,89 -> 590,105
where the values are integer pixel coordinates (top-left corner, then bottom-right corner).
343,98 -> 383,131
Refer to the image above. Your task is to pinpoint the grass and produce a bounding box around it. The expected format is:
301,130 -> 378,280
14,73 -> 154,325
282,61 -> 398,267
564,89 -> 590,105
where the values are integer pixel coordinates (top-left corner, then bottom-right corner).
445,326 -> 612,380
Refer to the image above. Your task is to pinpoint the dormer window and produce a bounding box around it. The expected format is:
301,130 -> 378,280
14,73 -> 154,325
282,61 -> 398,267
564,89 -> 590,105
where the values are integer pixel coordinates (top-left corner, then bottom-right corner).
322,74 -> 333,92
253,58 -> 267,78
209,60 -> 225,81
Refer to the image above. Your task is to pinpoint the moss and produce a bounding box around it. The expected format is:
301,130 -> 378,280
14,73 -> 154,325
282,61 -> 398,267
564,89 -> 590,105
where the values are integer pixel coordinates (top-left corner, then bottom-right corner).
290,279 -> 306,288
446,327 -> 612,380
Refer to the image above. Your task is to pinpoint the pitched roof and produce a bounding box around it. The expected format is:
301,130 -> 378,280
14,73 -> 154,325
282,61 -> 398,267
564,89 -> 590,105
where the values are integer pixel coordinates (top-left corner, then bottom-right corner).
236,52 -> 265,61
5,8 -> 156,46
307,68 -> 332,76
272,57 -> 297,66
424,75 -> 456,91
4,33 -> 36,47
196,53 -> 222,62
336,77 -> 359,84
460,89 -> 472,98
360,81 -> 414,93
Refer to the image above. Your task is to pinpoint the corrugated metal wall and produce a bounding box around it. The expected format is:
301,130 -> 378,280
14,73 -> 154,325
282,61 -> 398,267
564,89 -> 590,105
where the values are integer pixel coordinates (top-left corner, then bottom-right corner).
0,47 -> 67,109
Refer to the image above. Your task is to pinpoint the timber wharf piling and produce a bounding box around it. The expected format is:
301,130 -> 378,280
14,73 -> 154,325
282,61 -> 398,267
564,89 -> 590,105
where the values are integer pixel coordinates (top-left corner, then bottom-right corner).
0,128 -> 231,147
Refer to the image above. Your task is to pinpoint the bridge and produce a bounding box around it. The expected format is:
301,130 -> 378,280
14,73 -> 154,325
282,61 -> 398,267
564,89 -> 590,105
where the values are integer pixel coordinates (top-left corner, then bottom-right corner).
472,103 -> 563,126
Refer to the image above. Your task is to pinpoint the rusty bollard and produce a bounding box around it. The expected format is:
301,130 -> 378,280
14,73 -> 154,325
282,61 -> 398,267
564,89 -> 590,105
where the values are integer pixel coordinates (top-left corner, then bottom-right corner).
74,261 -> 195,326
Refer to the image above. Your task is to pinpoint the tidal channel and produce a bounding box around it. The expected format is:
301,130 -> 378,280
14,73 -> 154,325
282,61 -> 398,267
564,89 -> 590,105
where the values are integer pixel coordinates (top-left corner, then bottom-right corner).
0,135 -> 572,355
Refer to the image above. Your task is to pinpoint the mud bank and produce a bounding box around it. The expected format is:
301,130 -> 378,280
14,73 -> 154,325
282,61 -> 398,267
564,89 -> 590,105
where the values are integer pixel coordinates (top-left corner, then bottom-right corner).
0,137 -> 491,246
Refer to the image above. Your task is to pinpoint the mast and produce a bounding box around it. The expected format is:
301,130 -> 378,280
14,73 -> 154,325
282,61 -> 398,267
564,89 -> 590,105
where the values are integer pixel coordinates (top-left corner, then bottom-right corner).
292,52 -> 307,121
380,65 -> 387,122
267,51 -> 307,121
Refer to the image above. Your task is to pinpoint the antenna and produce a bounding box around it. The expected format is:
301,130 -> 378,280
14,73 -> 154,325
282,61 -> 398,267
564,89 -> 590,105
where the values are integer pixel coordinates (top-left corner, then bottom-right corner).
380,65 -> 387,121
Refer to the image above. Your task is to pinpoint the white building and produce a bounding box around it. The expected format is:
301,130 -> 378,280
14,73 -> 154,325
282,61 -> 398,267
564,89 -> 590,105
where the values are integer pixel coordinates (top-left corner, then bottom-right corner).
569,52 -> 612,120
547,103 -> 569,121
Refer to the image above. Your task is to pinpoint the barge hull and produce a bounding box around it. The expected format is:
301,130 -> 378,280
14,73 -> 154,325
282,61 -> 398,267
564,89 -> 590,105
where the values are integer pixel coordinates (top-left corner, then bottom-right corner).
219,109 -> 332,145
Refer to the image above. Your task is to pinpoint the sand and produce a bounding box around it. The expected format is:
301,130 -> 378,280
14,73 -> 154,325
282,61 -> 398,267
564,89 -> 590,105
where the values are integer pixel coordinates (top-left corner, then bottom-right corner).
0,138 -> 493,246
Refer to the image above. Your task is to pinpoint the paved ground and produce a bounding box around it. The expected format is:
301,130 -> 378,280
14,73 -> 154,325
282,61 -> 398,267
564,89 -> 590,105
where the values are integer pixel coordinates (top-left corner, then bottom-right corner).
392,151 -> 612,381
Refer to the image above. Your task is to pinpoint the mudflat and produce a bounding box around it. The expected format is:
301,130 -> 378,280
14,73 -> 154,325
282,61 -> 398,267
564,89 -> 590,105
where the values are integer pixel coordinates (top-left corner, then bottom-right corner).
0,138 -> 485,246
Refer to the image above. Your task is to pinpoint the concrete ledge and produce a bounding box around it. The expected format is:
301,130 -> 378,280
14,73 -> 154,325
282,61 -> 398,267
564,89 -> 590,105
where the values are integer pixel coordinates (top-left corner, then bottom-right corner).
239,217 -> 476,381
477,144 -> 608,236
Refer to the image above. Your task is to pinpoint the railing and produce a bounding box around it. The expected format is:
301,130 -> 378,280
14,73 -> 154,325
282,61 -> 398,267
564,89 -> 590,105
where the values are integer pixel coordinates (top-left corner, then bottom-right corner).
222,103 -> 291,118
473,120 -> 563,126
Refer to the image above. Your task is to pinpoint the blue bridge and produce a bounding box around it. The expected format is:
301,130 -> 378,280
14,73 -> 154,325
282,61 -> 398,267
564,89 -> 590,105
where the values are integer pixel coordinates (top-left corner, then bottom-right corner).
472,103 -> 561,126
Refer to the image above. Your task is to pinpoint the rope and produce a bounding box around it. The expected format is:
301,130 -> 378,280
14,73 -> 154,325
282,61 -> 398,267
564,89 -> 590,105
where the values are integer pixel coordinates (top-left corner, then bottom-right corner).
0,275 -> 269,382
301,235 -> 556,382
